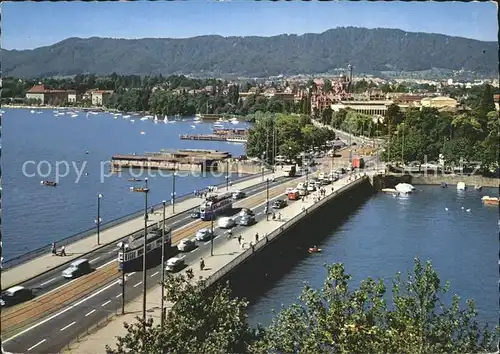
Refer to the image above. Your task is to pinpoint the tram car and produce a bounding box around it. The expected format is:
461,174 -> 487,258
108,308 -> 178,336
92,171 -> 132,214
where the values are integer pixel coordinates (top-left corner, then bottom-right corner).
199,192 -> 233,221
118,226 -> 172,273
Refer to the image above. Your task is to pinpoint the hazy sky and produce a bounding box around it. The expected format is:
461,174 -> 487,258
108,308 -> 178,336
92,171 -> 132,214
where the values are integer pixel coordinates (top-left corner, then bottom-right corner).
2,1 -> 498,50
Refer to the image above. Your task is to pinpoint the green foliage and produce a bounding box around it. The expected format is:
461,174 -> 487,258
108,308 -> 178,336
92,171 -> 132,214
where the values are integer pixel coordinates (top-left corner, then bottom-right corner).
106,269 -> 255,354
381,85 -> 498,173
246,113 -> 335,160
3,28 -> 497,78
251,258 -> 499,354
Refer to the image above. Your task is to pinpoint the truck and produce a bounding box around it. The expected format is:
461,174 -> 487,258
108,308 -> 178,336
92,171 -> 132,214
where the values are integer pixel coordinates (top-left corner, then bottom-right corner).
352,156 -> 365,169
282,164 -> 296,177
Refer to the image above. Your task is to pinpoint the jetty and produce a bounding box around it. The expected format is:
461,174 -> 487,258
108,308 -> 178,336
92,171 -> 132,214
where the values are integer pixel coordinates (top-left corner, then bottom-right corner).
180,127 -> 248,143
111,149 -> 232,172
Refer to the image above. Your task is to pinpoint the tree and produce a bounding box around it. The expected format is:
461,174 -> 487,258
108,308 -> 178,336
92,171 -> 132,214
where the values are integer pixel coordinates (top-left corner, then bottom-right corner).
321,106 -> 333,125
251,259 -> 498,354
107,270 -> 255,354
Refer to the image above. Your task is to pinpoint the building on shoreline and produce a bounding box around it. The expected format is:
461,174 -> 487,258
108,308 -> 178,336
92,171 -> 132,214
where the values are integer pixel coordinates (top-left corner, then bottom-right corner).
25,84 -> 77,106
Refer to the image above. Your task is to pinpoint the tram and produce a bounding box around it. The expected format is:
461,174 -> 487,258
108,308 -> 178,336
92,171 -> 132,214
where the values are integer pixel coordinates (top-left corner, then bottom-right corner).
199,193 -> 233,221
118,226 -> 172,273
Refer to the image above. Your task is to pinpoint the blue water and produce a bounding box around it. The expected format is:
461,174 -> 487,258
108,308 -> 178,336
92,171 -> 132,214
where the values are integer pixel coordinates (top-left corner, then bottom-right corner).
248,185 -> 499,328
2,109 -> 248,260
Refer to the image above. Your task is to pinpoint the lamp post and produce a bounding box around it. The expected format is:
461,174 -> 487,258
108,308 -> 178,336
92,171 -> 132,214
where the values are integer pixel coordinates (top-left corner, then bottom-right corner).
130,177 -> 149,323
401,123 -> 405,167
225,160 -> 229,191
171,171 -> 177,213
261,152 -> 266,181
210,216 -> 214,256
266,178 -> 270,221
120,242 -> 125,315
95,193 -> 103,245
160,200 -> 166,330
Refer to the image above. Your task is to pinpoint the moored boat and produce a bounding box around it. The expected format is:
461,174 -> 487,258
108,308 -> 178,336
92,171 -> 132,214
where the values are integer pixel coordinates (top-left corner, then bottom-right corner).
40,180 -> 57,187
481,196 -> 499,206
308,246 -> 322,253
457,182 -> 466,191
395,183 -> 416,194
440,182 -> 447,188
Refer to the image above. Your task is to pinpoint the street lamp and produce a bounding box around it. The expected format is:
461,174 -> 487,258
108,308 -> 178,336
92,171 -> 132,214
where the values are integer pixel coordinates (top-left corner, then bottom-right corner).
130,177 -> 149,322
160,200 -> 167,330
210,215 -> 214,256
171,171 -> 177,213
95,193 -> 103,245
225,160 -> 229,191
266,178 -> 270,221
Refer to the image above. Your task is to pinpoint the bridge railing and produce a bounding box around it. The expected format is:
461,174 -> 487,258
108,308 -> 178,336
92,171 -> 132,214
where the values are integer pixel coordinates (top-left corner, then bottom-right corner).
205,176 -> 367,288
3,172 -> 270,270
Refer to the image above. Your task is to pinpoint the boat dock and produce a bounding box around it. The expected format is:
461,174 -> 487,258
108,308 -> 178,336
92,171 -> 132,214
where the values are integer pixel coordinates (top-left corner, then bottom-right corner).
180,134 -> 247,143
111,149 -> 232,172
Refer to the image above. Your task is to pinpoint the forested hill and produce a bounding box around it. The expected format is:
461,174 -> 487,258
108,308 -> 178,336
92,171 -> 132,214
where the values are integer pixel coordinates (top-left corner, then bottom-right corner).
2,27 -> 497,78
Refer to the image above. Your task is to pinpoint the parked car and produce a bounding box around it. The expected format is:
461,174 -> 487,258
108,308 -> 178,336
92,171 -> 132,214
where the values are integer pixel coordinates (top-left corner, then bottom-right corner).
218,217 -> 235,229
238,208 -> 255,217
285,187 -> 295,196
165,257 -> 185,273
272,199 -> 288,209
195,228 -> 213,241
0,286 -> 35,307
238,215 -> 256,226
177,239 -> 196,252
232,190 -> 246,200
62,259 -> 92,279
307,184 -> 316,192
190,210 -> 200,219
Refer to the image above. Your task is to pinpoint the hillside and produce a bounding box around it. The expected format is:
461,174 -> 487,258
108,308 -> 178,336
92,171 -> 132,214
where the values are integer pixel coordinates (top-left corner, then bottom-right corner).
2,27 -> 497,78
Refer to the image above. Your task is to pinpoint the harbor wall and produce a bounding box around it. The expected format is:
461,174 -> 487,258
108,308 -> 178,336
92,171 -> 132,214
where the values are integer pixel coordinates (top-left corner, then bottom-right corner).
371,174 -> 499,190
204,177 -> 375,301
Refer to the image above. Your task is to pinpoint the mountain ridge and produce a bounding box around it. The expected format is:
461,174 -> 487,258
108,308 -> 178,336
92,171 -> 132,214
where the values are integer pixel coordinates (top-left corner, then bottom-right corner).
2,27 -> 497,78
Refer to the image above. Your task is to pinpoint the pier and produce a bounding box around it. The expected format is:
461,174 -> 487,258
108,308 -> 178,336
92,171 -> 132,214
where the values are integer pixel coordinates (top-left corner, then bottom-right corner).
110,149 -> 233,172
180,134 -> 247,143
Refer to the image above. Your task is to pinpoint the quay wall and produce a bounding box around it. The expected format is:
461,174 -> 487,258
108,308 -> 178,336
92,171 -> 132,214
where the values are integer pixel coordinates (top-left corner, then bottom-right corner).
372,174 -> 499,190
204,177 -> 375,298
111,159 -> 215,172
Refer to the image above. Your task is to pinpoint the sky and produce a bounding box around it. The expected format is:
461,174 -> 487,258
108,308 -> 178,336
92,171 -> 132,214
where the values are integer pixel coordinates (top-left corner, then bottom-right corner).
2,1 -> 498,50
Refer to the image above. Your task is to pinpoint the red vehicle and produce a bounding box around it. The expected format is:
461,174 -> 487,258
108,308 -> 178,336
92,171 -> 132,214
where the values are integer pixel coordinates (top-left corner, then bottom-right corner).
287,190 -> 300,201
352,156 -> 365,169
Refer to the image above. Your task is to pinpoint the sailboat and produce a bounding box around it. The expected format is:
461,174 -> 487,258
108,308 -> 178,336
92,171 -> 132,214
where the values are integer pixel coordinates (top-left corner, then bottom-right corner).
163,115 -> 169,123
154,115 -> 158,121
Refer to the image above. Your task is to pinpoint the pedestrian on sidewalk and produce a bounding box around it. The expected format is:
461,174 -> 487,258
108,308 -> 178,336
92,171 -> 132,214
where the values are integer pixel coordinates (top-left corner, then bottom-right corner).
278,213 -> 282,221
229,181 -> 233,187
200,258 -> 205,271
194,189 -> 197,197
255,233 -> 259,242
237,235 -> 242,245
51,242 -> 56,256
150,206 -> 155,215
60,245 -> 66,256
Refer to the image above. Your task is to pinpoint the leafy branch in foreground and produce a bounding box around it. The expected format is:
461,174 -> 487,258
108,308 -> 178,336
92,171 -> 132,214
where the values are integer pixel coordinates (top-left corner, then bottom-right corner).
105,269 -> 256,354
251,258 -> 498,354
107,259 -> 498,354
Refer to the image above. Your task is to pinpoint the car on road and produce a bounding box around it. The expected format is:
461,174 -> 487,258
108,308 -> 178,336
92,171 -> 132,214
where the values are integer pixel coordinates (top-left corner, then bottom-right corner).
237,214 -> 256,226
62,259 -> 92,279
232,190 -> 246,200
190,209 -> 200,219
195,228 -> 214,241
0,286 -> 35,307
177,239 -> 196,252
218,216 -> 235,229
165,257 -> 185,273
285,187 -> 295,196
238,208 -> 255,217
307,184 -> 316,192
272,199 -> 288,209
352,142 -> 357,146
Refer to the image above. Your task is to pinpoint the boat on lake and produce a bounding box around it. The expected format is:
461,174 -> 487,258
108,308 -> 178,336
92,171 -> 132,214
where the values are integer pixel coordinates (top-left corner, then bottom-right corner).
481,196 -> 499,206
41,180 -> 57,187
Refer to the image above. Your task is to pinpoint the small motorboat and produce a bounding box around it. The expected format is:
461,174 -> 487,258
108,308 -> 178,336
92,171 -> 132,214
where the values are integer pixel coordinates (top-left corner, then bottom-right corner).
41,180 -> 57,187
474,185 -> 482,191
128,178 -> 142,182
457,182 -> 466,191
481,196 -> 499,206
440,182 -> 447,188
308,246 -> 322,253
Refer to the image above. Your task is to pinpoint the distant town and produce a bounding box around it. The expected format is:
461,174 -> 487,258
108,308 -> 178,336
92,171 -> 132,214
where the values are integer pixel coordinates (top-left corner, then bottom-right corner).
2,70 -> 499,119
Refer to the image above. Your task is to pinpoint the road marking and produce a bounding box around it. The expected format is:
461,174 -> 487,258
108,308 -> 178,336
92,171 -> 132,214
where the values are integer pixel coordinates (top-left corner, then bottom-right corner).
27,339 -> 47,351
96,258 -> 117,270
102,300 -> 111,307
150,271 -> 159,277
108,250 -> 116,254
127,272 -> 136,276
60,321 -> 76,331
204,241 -> 211,245
40,278 -> 56,287
115,293 -> 122,298
133,281 -> 142,288
89,256 -> 101,263
4,279 -> 120,343
189,249 -> 197,253
85,309 -> 96,317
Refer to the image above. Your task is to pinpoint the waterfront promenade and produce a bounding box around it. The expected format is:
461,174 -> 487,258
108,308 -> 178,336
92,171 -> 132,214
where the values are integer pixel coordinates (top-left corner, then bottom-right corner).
2,172 -> 281,289
64,174 -> 367,353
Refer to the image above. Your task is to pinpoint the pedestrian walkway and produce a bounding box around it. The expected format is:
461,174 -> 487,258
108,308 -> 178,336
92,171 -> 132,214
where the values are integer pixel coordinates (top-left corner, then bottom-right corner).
63,173 -> 367,354
2,172 -> 285,289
